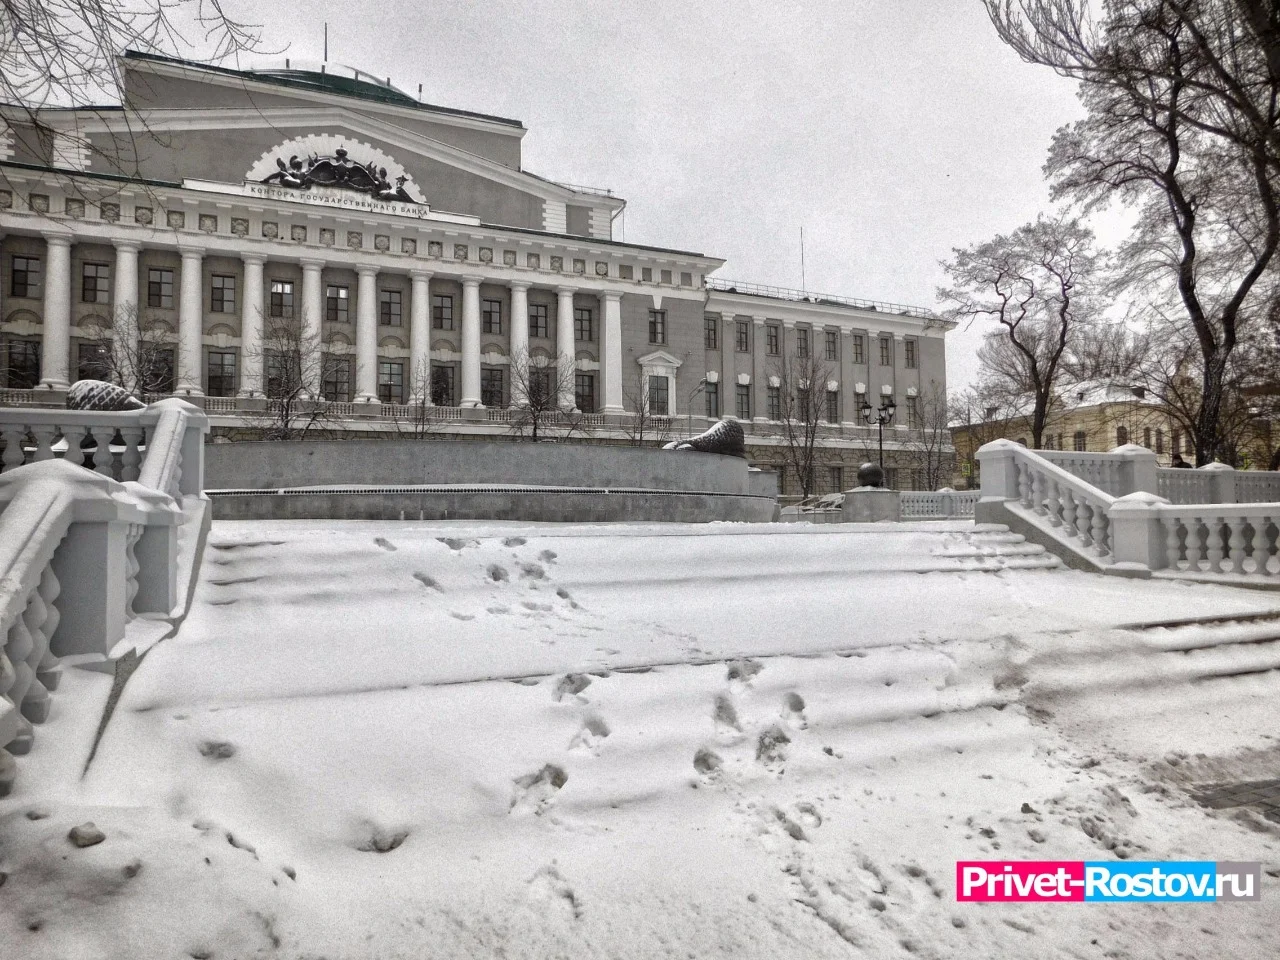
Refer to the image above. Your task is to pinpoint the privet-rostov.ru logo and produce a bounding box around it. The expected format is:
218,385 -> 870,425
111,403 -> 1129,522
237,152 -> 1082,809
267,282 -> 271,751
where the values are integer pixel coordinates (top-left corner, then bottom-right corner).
956,861 -> 1262,902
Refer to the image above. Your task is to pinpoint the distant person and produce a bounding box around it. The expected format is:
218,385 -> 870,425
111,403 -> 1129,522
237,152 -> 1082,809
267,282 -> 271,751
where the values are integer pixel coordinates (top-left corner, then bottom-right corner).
1171,453 -> 1191,469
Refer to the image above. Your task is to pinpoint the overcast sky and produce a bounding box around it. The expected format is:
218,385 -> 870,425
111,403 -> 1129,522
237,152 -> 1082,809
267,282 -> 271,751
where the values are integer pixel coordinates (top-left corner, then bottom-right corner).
233,0 -> 1086,389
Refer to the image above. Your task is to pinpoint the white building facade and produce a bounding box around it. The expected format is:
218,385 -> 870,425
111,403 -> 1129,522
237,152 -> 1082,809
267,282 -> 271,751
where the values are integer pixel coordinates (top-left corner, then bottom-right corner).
0,53 -> 952,494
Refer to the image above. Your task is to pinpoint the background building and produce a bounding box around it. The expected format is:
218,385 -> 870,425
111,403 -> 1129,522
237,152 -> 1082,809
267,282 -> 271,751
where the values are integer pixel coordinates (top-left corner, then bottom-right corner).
0,53 -> 953,495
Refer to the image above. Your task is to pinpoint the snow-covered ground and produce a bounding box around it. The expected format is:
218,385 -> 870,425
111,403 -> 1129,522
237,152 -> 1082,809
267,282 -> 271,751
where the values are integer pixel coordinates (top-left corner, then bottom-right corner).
3,520 -> 1280,958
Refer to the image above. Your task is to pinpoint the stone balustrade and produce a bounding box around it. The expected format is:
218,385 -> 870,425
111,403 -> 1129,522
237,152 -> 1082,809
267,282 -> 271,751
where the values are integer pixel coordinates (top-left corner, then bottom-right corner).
0,399 -> 208,795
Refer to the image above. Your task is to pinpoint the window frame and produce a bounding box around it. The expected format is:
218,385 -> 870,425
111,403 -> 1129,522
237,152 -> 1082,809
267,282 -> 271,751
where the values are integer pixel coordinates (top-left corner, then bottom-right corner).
648,309 -> 667,345
735,384 -> 751,420
704,316 -> 718,350
528,302 -> 549,339
851,334 -> 864,364
11,256 -> 41,299
380,289 -> 404,327
377,359 -> 405,404
206,348 -> 237,398
481,366 -> 506,408
825,330 -> 839,361
81,261 -> 110,304
705,381 -> 720,418
269,279 -> 294,319
736,320 -> 750,353
647,374 -> 669,415
210,274 -> 236,314
766,324 -> 780,356
481,297 -> 502,335
574,371 -> 596,412
767,385 -> 781,420
574,306 -> 594,342
325,284 -> 350,324
147,267 -> 174,309
431,294 -> 455,331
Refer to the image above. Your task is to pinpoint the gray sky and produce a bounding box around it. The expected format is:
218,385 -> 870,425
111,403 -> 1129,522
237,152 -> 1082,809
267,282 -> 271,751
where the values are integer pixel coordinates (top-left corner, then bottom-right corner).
237,0 -> 1085,390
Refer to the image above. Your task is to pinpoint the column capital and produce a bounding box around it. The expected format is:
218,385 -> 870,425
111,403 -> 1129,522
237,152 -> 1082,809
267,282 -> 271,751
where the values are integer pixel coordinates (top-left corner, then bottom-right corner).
409,268 -> 435,282
356,264 -> 379,279
751,315 -> 767,325
556,285 -> 578,297
42,231 -> 72,248
508,279 -> 531,291
113,241 -> 141,255
299,257 -> 327,270
242,254 -> 267,267
601,290 -> 622,303
177,245 -> 206,260
462,274 -> 484,287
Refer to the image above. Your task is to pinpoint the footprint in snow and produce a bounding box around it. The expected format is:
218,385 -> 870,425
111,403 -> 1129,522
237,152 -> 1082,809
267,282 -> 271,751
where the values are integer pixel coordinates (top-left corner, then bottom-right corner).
569,715 -> 611,754
510,764 -> 568,815
503,537 -> 527,547
412,572 -> 443,591
553,673 -> 592,702
782,692 -> 808,729
373,537 -> 397,552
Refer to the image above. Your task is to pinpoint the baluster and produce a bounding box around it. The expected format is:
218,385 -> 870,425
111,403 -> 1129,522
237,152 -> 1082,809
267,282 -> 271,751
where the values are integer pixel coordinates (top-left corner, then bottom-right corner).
1017,461 -> 1031,507
5,601 -> 35,756
1077,500 -> 1094,549
1061,489 -> 1077,542
60,424 -> 87,468
1227,518 -> 1247,574
125,523 -> 142,620
1164,516 -> 1184,571
1263,519 -> 1280,577
120,426 -> 144,482
1206,517 -> 1226,574
1032,470 -> 1047,516
87,427 -> 114,479
1,425 -> 28,473
1091,501 -> 1109,556
0,643 -> 16,797
1045,478 -> 1061,526
1184,516 -> 1204,571
19,585 -> 51,724
29,425 -> 57,461
36,567 -> 60,695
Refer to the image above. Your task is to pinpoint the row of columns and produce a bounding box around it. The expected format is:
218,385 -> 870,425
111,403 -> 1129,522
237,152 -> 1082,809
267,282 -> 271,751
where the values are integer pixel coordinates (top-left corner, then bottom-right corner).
30,233 -> 625,412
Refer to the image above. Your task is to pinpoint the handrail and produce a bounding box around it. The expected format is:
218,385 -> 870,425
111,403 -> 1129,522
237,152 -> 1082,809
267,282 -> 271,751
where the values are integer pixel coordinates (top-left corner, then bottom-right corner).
707,277 -> 943,321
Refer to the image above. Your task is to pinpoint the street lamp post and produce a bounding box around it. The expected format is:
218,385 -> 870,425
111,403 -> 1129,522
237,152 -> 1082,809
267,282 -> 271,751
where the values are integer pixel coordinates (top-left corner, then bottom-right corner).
860,396 -> 898,470
687,377 -> 708,439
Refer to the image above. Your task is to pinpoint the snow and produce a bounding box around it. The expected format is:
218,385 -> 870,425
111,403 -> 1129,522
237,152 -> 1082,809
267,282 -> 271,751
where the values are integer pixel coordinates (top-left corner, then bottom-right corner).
3,520 -> 1280,958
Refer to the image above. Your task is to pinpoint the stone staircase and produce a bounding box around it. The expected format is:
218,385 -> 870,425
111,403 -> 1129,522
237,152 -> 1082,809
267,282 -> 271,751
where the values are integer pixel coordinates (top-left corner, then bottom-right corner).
930,523 -> 1062,572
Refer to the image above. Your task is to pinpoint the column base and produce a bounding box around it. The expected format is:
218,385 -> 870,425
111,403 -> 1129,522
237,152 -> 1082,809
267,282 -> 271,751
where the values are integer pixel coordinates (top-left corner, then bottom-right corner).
37,379 -> 70,391
354,394 -> 380,404
601,404 -> 625,415
175,386 -> 205,398
461,399 -> 485,409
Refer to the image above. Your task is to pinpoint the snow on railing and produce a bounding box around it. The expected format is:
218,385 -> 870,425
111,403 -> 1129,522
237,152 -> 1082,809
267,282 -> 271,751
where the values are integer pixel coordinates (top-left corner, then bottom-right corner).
900,489 -> 978,519
1157,504 -> 1280,579
1157,468 -> 1214,504
1039,451 -> 1129,497
0,399 -> 208,796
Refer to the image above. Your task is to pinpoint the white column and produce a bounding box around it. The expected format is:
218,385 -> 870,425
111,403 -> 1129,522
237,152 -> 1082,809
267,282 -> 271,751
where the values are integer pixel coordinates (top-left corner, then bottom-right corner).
751,316 -> 767,422
238,255 -> 265,398
354,265 -> 379,403
300,258 -> 324,398
176,248 -> 204,396
601,291 -> 623,414
408,269 -> 432,402
556,285 -> 576,409
39,234 -> 72,390
112,242 -> 139,391
508,281 -> 530,405
460,275 -> 483,407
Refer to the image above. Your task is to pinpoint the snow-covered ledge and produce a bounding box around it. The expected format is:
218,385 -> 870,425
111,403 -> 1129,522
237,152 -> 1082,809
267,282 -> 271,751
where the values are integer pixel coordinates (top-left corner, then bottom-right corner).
0,399 -> 208,796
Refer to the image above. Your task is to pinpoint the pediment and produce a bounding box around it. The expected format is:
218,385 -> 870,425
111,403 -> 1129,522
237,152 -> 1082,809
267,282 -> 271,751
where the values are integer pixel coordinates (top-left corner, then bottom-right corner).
636,350 -> 683,369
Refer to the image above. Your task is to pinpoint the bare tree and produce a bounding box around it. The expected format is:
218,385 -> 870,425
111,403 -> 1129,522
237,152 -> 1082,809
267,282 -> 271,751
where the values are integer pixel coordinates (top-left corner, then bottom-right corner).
78,306 -> 175,397
386,358 -> 443,439
939,215 -> 1103,448
949,383 -> 1024,488
984,0 -> 1280,463
2,1 -> 267,193
620,371 -> 675,447
770,350 -> 834,501
901,380 -> 954,491
240,315 -> 339,441
508,348 -> 578,441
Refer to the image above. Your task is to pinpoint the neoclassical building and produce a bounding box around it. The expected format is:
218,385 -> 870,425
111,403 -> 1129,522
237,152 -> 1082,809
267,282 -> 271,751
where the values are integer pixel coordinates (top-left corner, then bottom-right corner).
0,53 -> 953,494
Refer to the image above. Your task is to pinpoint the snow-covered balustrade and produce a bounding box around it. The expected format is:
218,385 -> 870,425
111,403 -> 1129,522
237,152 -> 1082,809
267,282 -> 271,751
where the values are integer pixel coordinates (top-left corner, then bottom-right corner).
1157,467 -> 1214,504
1157,504 -> 1280,578
900,489 -> 978,519
0,399 -> 208,796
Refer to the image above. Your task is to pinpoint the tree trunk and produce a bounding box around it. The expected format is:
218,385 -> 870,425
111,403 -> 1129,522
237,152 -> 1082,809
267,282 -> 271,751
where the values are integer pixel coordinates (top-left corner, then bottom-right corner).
1194,349 -> 1228,465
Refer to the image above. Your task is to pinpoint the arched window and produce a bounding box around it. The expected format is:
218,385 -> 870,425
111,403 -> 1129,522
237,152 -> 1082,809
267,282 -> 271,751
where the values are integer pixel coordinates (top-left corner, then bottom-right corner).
1143,427 -> 1152,448
1156,429 -> 1165,454
1016,437 -> 1028,447
1117,426 -> 1129,447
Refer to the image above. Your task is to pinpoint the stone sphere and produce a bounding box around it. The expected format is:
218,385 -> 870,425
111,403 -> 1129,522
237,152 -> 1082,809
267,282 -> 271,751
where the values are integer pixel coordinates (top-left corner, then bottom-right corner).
857,462 -> 885,488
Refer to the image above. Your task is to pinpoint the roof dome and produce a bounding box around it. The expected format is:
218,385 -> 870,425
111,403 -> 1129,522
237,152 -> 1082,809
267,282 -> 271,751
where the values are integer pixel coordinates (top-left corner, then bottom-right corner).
247,59 -> 419,107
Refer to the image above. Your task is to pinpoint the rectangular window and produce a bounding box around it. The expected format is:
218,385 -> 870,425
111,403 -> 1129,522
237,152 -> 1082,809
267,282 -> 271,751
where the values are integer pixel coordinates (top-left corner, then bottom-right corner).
530,369 -> 553,403
431,363 -> 456,406
528,303 -> 549,339
735,384 -> 751,420
378,360 -> 404,404
907,395 -> 920,428
147,268 -> 174,309
1172,430 -> 1181,456
432,294 -> 454,331
206,349 -> 236,398
766,325 -> 780,356
1074,431 -> 1088,452
704,316 -> 718,350
82,262 -> 110,304
705,382 -> 720,418
145,349 -> 174,395
797,328 -> 810,358
767,385 -> 781,420
641,267 -> 653,282
905,338 -> 918,369
326,285 -> 349,323
825,330 -> 839,361
829,466 -> 844,492
826,390 -> 839,423
620,265 -> 634,280
2,338 -> 41,388
574,307 -> 594,342
852,334 -> 864,364
680,271 -> 693,287
879,336 -> 892,366
647,375 -> 669,414
269,280 -> 294,318
210,275 -> 236,314
77,342 -> 111,382
11,256 -> 41,299
380,289 -> 404,327
648,310 -> 666,344
1156,429 -> 1165,455
322,356 -> 351,402
265,351 -> 296,399
481,298 -> 502,334
736,320 -> 750,353
575,372 -> 596,412
660,269 -> 673,284
481,367 -> 505,408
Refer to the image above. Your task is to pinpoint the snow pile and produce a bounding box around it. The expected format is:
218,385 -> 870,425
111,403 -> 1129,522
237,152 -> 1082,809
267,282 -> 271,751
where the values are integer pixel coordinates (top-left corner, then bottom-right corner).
2,520 -> 1278,958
